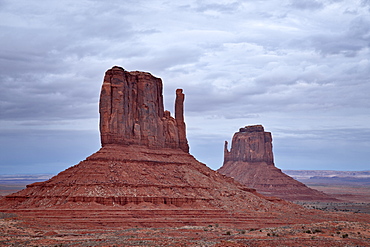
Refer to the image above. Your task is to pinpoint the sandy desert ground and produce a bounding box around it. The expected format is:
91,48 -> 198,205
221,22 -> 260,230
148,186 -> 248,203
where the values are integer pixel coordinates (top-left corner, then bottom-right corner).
1,173 -> 369,246
1,211 -> 369,246
286,170 -> 370,215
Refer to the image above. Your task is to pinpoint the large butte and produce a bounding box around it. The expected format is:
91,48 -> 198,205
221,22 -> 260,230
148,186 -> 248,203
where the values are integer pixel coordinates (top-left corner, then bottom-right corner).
1,67 -> 322,229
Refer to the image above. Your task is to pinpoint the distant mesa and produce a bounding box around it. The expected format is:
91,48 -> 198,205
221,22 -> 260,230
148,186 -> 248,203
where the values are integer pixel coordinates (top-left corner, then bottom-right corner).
218,125 -> 338,202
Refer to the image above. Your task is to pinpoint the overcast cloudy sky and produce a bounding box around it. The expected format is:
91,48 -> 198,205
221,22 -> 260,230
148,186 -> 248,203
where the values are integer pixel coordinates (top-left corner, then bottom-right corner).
1,0 -> 369,174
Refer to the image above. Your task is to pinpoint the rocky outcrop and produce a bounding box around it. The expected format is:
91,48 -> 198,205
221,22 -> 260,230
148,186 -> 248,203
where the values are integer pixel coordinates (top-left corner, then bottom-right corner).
99,66 -> 189,152
224,125 -> 273,164
0,67 -> 301,219
219,125 -> 338,202
1,67 -> 351,231
2,144 -> 275,210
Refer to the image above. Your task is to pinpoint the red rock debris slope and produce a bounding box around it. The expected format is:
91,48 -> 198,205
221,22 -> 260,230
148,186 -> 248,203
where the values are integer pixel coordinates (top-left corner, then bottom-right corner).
219,125 -> 338,202
0,67 -> 367,237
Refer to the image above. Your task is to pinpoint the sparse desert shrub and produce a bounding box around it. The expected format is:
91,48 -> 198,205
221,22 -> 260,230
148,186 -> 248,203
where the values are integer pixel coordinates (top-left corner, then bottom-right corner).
342,233 -> 349,238
226,231 -> 231,235
0,212 -> 17,219
305,230 -> 312,234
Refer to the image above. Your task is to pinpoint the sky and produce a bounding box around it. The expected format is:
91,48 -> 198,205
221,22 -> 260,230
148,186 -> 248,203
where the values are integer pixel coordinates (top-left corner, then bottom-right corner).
0,0 -> 369,174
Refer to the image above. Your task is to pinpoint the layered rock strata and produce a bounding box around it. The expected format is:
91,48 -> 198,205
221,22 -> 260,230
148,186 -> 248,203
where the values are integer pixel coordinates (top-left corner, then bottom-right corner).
0,67 -> 300,222
3,144 -> 293,211
219,125 -> 337,201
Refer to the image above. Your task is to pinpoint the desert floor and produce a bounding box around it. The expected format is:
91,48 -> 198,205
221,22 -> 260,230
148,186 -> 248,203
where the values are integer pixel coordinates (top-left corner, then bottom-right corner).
1,180 -> 370,246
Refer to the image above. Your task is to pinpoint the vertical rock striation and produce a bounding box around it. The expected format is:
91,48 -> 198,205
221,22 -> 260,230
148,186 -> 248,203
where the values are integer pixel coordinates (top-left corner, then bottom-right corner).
219,125 -> 338,201
99,66 -> 189,152
224,125 -> 273,164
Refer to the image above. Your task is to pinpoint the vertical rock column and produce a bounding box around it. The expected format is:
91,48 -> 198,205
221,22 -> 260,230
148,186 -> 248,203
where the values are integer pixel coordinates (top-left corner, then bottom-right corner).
99,66 -> 189,152
99,66 -> 165,147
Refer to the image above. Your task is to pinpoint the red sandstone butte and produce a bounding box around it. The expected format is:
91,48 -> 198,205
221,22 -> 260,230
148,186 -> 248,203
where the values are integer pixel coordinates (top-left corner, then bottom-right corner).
0,67 -> 311,229
218,125 -> 338,202
0,67 -> 356,233
1,67 -> 370,247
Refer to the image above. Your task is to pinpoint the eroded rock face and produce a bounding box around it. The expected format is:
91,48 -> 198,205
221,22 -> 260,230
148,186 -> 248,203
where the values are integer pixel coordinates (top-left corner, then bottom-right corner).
1,68 -> 288,214
219,125 -> 337,202
100,66 -> 189,152
224,125 -> 273,164
0,67 -> 341,229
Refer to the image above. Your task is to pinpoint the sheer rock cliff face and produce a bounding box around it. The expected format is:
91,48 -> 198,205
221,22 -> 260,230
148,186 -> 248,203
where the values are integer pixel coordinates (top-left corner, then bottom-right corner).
219,125 -> 338,202
100,66 -> 189,152
224,125 -> 273,164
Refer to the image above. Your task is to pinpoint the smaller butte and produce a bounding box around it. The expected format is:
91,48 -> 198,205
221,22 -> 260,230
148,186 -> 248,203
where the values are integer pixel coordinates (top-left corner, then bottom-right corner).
218,125 -> 338,202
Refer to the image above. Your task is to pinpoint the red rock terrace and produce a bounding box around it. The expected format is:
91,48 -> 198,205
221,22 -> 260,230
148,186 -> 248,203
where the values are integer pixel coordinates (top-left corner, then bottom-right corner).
219,125 -> 337,202
0,67 -> 345,230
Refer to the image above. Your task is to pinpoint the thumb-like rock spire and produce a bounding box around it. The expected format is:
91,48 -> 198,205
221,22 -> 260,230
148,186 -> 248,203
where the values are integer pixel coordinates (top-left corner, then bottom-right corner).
175,89 -> 189,152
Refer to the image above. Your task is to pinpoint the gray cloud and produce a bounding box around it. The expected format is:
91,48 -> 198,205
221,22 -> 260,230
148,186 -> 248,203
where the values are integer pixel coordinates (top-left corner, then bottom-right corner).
289,0 -> 324,10
361,0 -> 370,11
193,1 -> 241,13
0,0 -> 369,173
310,17 -> 370,56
